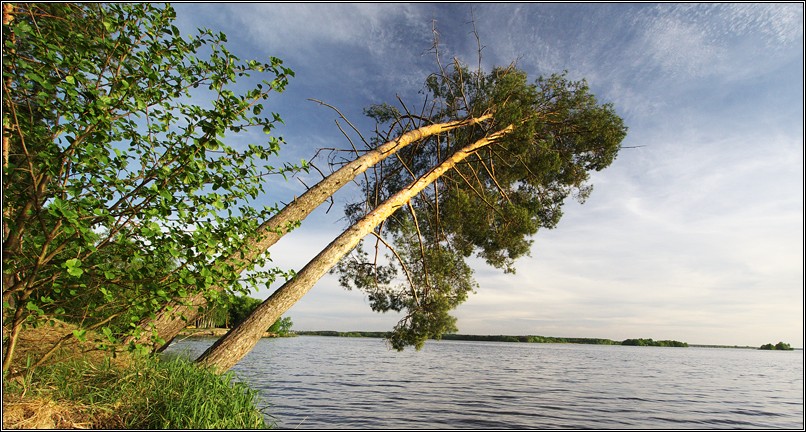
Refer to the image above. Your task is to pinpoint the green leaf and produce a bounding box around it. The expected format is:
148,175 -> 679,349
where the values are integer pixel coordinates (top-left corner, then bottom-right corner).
25,301 -> 43,315
73,329 -> 88,342
12,20 -> 32,35
64,258 -> 84,277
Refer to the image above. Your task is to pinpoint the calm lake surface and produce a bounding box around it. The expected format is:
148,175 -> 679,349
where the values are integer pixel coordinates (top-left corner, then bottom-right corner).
164,336 -> 804,429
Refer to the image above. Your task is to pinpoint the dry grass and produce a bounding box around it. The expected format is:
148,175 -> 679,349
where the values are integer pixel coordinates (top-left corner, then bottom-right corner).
3,322 -> 268,429
3,322 -> 129,429
5,321 -> 131,375
1,394 -> 122,429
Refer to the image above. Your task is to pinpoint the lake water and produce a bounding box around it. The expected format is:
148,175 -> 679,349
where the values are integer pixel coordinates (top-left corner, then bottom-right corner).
164,335 -> 804,429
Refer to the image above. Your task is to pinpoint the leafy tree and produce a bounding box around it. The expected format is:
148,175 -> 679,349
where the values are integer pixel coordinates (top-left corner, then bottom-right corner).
337,64 -> 626,350
226,295 -> 263,329
267,316 -> 293,336
622,338 -> 687,347
195,59 -> 626,372
3,3 -> 628,378
775,341 -> 792,350
759,342 -> 793,350
2,3 -> 296,372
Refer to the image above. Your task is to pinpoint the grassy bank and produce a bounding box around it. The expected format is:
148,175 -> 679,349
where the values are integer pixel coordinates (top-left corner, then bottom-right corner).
2,321 -> 270,429
3,354 -> 270,429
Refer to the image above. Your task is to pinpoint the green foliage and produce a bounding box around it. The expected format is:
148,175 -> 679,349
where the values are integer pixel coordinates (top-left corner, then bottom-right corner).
296,330 -> 389,338
191,294 -> 291,336
2,3 -> 297,367
438,334 -> 620,344
295,331 -> 631,346
759,342 -> 793,350
337,60 -> 627,351
227,295 -> 264,328
267,316 -> 293,336
621,338 -> 688,347
2,355 -> 269,429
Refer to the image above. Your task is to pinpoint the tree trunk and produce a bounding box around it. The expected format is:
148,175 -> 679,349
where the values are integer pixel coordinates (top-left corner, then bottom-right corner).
195,124 -> 513,373
124,115 -> 492,351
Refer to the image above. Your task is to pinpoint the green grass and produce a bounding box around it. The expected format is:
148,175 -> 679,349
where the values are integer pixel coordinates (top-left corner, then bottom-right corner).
4,354 -> 271,429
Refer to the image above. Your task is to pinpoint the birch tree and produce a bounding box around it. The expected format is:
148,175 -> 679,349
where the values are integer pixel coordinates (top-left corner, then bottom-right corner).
2,3 -> 295,372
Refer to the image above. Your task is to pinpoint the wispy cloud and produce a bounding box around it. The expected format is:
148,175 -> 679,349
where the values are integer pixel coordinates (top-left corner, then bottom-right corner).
174,3 -> 803,347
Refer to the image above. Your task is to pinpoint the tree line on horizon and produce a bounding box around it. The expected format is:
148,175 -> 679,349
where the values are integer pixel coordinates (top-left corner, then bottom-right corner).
296,331 -> 689,347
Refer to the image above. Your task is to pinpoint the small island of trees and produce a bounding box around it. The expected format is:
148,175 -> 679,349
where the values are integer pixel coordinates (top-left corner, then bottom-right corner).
621,338 -> 688,347
759,342 -> 793,351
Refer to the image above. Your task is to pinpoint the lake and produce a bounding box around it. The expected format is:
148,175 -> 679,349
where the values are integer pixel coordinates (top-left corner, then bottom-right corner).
164,335 -> 804,429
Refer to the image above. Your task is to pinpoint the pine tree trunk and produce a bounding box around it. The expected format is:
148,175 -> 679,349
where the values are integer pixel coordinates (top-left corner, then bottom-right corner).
123,115 -> 491,351
196,125 -> 513,373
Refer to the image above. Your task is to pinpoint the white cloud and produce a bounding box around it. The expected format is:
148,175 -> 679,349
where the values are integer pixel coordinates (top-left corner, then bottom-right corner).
641,15 -> 723,79
629,3 -> 803,82
173,3 -> 803,347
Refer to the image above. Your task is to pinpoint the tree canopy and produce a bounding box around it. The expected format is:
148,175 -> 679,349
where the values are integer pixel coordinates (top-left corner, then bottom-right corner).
759,342 -> 793,351
194,59 -> 626,371
337,63 -> 627,349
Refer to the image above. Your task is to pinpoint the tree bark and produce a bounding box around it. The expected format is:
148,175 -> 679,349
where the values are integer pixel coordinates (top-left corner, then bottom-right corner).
124,114 -> 492,351
195,124 -> 513,373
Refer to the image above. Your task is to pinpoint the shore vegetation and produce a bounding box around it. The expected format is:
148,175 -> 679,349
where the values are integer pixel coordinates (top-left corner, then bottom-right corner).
2,322 -> 269,429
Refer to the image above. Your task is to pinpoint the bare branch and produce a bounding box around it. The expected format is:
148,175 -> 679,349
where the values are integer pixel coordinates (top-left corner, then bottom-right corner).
308,98 -> 370,149
407,202 -> 432,299
368,231 -> 420,307
474,152 -> 510,203
468,7 -> 485,89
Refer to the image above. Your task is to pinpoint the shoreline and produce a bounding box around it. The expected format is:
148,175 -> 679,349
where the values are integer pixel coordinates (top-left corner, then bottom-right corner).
177,328 -> 285,338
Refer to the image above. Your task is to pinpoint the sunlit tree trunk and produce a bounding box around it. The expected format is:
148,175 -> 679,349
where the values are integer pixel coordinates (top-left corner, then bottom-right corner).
195,125 -> 513,373
125,115 -> 492,351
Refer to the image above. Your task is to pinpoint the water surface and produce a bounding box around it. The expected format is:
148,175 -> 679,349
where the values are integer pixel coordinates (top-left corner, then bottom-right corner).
165,336 -> 804,429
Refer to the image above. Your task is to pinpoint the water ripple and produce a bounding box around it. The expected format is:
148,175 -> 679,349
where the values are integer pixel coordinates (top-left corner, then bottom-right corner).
164,337 -> 804,429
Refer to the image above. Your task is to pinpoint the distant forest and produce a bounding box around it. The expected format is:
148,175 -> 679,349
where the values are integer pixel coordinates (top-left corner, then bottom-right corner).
296,331 -> 689,347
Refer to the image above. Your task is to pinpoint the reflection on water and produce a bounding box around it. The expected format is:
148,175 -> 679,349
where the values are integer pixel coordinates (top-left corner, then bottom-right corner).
164,336 -> 804,429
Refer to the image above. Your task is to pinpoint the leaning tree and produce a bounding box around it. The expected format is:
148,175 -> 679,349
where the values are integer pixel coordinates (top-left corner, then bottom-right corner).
195,61 -> 627,372
2,3 -> 627,376
124,113 -> 493,352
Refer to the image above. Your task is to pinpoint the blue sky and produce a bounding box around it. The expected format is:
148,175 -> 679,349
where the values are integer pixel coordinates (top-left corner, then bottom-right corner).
173,3 -> 803,347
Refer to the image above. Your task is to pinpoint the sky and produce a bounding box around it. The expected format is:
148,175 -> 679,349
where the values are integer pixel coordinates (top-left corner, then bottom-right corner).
173,3 -> 804,347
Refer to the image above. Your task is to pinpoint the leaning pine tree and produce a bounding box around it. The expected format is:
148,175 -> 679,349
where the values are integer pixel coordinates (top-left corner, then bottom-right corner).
196,61 -> 627,372
125,113 -> 493,351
